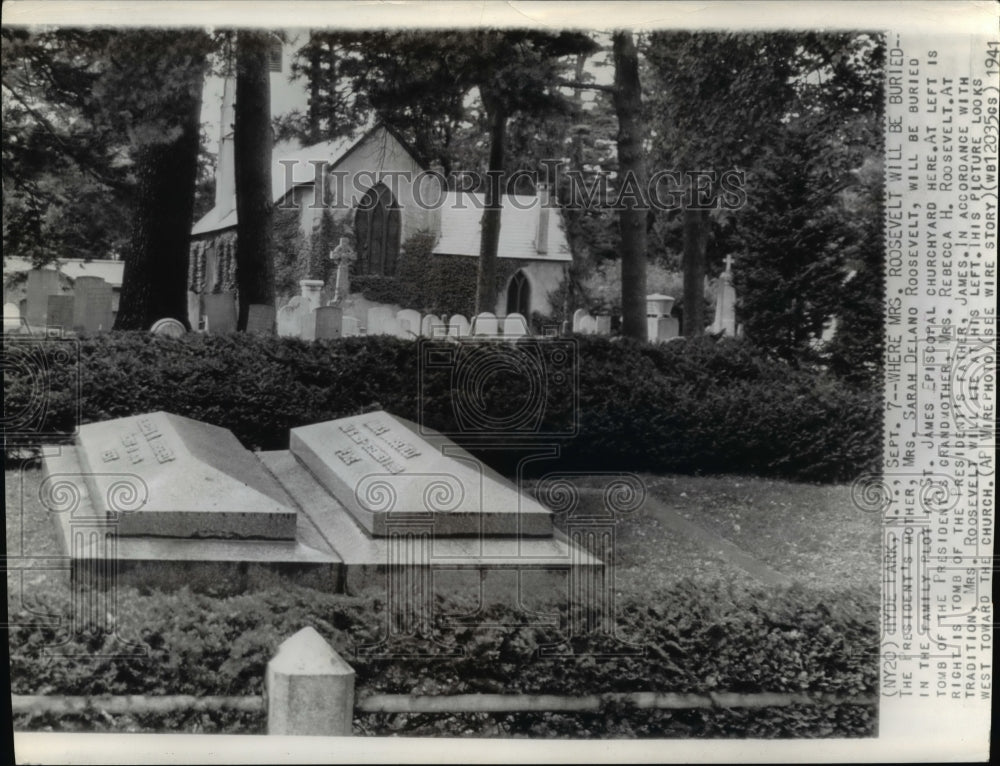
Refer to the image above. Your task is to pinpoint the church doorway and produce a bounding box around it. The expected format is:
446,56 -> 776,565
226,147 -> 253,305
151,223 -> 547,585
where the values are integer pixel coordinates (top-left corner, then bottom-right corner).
354,183 -> 401,276
506,270 -> 531,316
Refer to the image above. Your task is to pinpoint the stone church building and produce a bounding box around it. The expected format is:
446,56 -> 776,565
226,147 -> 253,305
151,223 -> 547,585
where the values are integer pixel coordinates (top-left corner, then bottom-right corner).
190,87 -> 571,328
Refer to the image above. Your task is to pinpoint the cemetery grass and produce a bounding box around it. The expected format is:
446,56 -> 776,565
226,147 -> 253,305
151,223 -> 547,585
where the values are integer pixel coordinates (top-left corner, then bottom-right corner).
6,466 -> 879,737
543,473 -> 880,593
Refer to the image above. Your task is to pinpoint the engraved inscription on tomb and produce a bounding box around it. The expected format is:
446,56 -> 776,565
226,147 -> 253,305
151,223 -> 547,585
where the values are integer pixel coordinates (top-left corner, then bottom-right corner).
333,419 -> 422,474
101,417 -> 176,465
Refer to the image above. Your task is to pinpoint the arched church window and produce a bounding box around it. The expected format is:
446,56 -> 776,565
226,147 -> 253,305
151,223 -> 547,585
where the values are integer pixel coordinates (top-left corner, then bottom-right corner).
506,270 -> 531,316
354,183 -> 401,276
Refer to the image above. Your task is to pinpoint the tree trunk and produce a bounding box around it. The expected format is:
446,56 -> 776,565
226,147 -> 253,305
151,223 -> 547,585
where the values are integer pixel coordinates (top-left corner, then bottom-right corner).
234,30 -> 275,330
114,53 -> 206,330
475,97 -> 506,315
612,31 -> 648,341
682,206 -> 709,337
307,39 -> 323,144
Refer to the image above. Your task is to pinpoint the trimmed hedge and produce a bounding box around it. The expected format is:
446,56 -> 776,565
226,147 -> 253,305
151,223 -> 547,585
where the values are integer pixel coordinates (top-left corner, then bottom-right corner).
9,580 -> 877,737
3,332 -> 880,481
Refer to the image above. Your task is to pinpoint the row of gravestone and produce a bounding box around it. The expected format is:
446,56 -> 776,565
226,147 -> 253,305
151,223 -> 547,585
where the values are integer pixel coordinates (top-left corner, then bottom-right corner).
5,271 -> 115,334
193,291 -> 533,341
363,307 -> 530,340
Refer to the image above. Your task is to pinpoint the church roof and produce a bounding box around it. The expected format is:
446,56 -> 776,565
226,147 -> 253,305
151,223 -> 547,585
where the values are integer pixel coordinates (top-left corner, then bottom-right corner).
192,135 -> 358,236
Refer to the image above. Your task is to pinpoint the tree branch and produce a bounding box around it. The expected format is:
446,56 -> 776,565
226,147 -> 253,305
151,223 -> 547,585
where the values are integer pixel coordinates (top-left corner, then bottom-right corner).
2,79 -> 132,194
556,77 -> 615,94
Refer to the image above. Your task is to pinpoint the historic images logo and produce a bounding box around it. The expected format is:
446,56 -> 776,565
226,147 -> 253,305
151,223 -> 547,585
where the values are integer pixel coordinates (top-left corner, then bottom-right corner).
1,334 -> 81,443
275,160 -> 747,212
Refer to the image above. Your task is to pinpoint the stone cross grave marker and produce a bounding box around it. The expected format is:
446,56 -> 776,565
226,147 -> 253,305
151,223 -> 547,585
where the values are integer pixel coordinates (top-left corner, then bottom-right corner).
329,237 -> 357,304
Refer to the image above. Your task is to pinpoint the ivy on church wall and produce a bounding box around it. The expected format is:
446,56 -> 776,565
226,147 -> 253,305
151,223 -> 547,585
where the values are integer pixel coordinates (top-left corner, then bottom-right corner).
194,219 -> 524,315
188,234 -> 236,294
273,207 -> 306,297
308,207 -> 346,285
349,229 -> 522,318
274,206 -> 352,301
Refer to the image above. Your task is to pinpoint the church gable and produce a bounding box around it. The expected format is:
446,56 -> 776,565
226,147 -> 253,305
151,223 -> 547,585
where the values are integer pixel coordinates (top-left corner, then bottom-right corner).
189,120 -> 568,318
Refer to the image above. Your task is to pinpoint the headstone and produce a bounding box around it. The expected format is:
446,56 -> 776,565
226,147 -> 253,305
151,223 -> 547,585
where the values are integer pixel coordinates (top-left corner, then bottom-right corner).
204,292 -> 237,334
187,292 -> 202,331
266,627 -> 355,736
289,412 -> 552,538
299,279 -> 324,312
502,313 -> 528,338
294,280 -> 325,341
47,295 -> 75,331
75,411 -> 297,540
420,314 -> 441,338
25,269 -> 62,328
448,314 -> 470,339
650,316 -> 680,342
472,311 -> 498,336
3,303 -> 22,332
595,315 -> 612,335
277,298 -> 306,338
314,306 -> 343,340
396,309 -> 421,339
246,304 -> 276,335
571,308 -> 588,333
149,318 -> 187,337
341,316 -> 361,337
72,276 -> 114,332
579,314 -> 598,335
366,306 -> 395,336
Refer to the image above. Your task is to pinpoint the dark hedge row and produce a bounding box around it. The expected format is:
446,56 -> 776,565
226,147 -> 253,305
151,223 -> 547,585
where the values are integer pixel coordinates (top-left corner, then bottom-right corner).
9,580 -> 877,737
3,331 -> 881,481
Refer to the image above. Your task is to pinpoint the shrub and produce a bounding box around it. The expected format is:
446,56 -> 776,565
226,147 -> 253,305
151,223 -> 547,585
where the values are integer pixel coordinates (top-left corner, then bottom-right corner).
2,332 -> 881,481
8,580 -> 877,737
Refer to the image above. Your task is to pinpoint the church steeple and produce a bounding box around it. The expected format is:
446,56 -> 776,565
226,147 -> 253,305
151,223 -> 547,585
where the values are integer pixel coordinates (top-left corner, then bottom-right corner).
214,74 -> 237,214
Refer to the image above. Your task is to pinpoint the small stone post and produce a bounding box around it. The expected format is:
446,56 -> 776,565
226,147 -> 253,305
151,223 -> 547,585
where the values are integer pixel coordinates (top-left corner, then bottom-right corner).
266,626 -> 355,736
